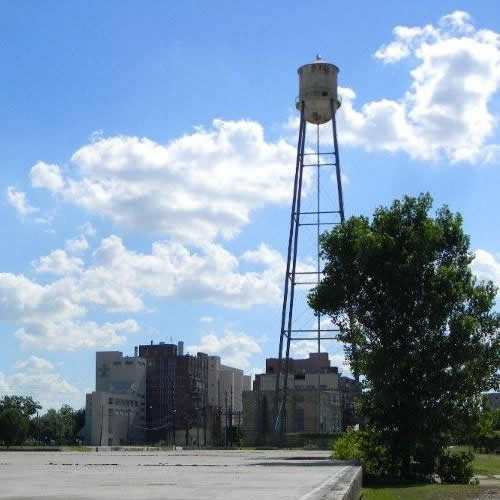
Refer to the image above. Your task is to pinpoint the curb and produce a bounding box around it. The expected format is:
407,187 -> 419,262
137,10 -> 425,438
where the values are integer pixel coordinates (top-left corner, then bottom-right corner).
299,465 -> 362,500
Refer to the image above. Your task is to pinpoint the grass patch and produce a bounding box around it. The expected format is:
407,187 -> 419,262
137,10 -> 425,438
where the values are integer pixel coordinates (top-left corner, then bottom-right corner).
362,483 -> 480,499
473,453 -> 500,476
449,446 -> 500,477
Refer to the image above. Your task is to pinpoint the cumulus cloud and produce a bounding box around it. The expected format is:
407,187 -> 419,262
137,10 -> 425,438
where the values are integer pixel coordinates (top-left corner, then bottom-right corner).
30,120 -> 300,242
2,356 -> 83,410
1,234 -> 290,349
79,236 -> 285,310
80,222 -> 96,238
15,355 -> 54,372
15,319 -> 138,351
0,271 -> 138,351
6,187 -> 39,216
200,316 -> 214,323
33,249 -> 84,275
471,249 -> 500,286
0,372 -> 10,393
284,12 -> 500,164
65,236 -> 89,254
186,330 -> 261,370
30,162 -> 64,192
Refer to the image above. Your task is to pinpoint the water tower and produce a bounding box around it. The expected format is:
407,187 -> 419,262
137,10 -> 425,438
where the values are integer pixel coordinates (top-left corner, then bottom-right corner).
273,56 -> 345,434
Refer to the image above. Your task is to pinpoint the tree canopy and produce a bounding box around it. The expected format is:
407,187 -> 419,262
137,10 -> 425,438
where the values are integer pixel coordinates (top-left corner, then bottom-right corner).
309,193 -> 500,479
0,408 -> 29,447
0,395 -> 41,418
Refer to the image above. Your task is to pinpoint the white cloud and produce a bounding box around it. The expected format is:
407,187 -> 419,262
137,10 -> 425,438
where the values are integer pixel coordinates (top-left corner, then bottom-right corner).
33,249 -> 84,275
331,11 -> 500,164
186,329 -> 261,370
79,236 -> 285,310
200,316 -> 214,323
34,215 -> 54,226
15,355 -> 54,372
0,271 -> 138,351
30,120 -> 300,242
1,234 -> 290,349
3,356 -> 83,410
65,235 -> 89,254
15,319 -> 138,351
0,372 -> 10,393
6,187 -> 39,216
472,249 -> 500,286
79,222 -> 96,238
30,161 -> 64,192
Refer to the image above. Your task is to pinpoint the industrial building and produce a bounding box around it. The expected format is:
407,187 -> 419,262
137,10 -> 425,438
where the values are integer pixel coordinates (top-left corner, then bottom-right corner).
138,342 -> 178,443
83,341 -> 251,447
242,353 -> 358,446
84,351 -> 146,445
137,342 -> 251,446
207,356 -> 251,445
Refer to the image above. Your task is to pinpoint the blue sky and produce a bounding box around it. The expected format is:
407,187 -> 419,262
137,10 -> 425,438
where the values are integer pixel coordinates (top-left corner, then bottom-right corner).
1,1 -> 500,410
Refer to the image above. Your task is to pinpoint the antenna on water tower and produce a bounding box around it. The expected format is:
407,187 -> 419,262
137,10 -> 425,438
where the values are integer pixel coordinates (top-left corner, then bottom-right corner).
273,56 -> 346,435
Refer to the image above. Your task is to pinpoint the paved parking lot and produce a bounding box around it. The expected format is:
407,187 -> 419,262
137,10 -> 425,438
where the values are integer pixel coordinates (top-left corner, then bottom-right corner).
0,449 -> 361,500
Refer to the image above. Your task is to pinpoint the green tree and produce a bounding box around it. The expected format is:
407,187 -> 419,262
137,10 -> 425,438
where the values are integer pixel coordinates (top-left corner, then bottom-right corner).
493,409 -> 500,431
309,194 -> 500,480
0,395 -> 41,418
38,409 -> 59,444
0,408 -> 29,447
38,405 -> 79,444
450,394 -> 493,447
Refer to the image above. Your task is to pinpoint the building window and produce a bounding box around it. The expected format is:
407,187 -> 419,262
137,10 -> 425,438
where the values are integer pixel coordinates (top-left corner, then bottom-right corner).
296,408 -> 305,432
108,397 -> 113,404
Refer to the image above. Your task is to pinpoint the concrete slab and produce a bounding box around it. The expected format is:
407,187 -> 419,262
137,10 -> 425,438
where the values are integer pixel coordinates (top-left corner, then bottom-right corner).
0,449 -> 361,500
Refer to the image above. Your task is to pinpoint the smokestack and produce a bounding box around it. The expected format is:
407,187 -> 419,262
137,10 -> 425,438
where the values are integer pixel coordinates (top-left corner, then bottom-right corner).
134,346 -> 138,357
177,341 -> 184,356
151,340 -> 153,345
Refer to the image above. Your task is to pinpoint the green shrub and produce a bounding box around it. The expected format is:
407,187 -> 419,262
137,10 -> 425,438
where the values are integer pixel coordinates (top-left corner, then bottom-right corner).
332,427 -> 362,460
437,451 -> 475,484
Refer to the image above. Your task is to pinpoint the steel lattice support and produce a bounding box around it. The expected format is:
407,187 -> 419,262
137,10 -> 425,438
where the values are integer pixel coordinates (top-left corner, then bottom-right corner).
273,99 -> 345,435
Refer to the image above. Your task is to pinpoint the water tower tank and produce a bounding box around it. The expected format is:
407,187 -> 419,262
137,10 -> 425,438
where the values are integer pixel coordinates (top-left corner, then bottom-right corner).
296,56 -> 340,124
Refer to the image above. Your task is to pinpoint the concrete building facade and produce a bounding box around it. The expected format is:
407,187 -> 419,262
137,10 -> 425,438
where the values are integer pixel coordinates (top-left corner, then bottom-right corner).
207,356 -> 252,445
243,353 -> 359,446
85,351 -> 146,445
85,343 -> 251,447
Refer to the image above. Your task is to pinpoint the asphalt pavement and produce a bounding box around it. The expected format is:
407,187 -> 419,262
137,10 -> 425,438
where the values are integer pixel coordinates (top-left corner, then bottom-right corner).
0,449 -> 361,500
